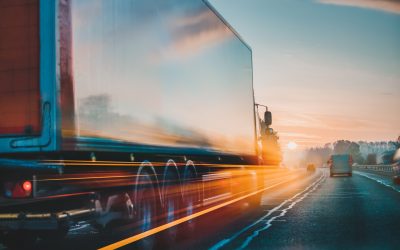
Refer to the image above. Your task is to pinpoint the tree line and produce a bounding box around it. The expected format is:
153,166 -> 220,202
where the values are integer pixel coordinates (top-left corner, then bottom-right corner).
302,137 -> 400,167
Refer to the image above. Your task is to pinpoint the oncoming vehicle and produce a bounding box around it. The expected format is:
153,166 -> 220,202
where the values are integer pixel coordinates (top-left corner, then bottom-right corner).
307,163 -> 316,172
328,154 -> 353,177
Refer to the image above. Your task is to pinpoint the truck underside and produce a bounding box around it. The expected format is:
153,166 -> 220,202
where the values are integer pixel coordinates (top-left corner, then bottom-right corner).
0,151 -> 263,248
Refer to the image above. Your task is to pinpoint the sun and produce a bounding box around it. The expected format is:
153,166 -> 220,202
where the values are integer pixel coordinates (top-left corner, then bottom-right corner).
287,141 -> 298,150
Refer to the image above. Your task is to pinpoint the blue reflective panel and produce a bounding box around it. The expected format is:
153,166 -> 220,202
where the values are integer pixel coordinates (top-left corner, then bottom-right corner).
70,0 -> 255,155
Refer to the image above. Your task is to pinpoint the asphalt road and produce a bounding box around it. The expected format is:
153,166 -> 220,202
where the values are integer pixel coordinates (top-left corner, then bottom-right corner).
247,171 -> 400,250
2,169 -> 400,249
189,170 -> 400,250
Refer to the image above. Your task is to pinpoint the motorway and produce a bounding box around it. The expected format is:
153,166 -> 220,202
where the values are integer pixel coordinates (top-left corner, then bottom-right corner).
1,168 -> 400,249
172,169 -> 400,250
200,170 -> 400,250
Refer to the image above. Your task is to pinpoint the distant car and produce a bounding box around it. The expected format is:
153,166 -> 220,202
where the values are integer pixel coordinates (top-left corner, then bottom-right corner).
307,163 -> 316,172
393,149 -> 400,185
328,154 -> 353,177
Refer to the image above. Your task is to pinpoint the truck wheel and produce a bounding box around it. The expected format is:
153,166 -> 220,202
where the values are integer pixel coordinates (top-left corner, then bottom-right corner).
135,171 -> 158,249
162,171 -> 181,246
181,169 -> 199,238
2,230 -> 37,250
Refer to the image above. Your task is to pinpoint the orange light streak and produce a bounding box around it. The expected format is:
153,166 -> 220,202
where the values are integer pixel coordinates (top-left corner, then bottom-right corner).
99,174 -> 299,250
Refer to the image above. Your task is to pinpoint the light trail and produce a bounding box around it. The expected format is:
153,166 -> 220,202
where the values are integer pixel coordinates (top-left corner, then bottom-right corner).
37,174 -> 139,182
41,160 -> 288,170
37,169 -> 297,182
98,174 -> 301,250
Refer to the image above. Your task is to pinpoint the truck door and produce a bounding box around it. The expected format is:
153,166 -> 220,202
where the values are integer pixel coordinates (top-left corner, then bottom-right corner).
0,0 -> 41,136
0,0 -> 58,153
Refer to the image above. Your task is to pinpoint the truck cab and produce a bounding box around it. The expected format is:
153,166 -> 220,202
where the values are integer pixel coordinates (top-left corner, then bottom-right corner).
256,106 -> 282,166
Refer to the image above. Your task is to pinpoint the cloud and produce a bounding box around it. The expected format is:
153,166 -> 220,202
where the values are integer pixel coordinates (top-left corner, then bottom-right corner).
273,111 -> 382,149
279,132 -> 321,139
165,7 -> 233,58
316,0 -> 400,14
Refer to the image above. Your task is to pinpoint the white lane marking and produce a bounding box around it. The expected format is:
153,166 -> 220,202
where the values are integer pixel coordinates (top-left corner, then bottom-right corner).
307,192 -> 368,197
238,173 -> 326,249
354,171 -> 400,193
99,175 -> 300,250
209,172 -> 326,250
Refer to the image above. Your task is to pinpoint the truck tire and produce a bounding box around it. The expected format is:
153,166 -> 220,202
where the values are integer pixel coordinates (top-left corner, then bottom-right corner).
135,171 -> 158,250
161,169 -> 181,247
181,168 -> 199,238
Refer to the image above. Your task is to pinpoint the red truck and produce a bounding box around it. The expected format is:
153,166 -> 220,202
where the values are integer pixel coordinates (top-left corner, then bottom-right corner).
0,0 -> 278,248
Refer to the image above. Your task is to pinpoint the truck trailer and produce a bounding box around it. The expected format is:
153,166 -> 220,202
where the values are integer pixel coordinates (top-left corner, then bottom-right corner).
0,0 -> 275,248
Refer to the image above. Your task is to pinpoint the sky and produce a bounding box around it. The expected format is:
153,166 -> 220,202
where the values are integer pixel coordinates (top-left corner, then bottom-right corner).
209,0 -> 400,152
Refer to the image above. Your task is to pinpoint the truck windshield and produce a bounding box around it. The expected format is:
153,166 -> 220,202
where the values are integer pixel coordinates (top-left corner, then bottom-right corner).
0,0 -> 41,136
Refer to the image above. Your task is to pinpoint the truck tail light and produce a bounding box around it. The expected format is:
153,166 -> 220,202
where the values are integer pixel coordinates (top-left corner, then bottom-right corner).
349,156 -> 354,166
4,180 -> 33,198
22,181 -> 32,192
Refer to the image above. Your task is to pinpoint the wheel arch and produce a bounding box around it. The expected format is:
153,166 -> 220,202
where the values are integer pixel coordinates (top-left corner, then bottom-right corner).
183,160 -> 198,179
162,159 -> 183,202
134,160 -> 163,209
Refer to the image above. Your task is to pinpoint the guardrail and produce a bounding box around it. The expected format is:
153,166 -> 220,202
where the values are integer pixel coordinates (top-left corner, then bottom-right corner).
353,164 -> 400,181
353,164 -> 395,174
353,163 -> 400,185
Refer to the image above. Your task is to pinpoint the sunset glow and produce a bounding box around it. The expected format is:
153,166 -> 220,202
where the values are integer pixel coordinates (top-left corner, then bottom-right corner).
211,0 -> 400,151
287,141 -> 298,150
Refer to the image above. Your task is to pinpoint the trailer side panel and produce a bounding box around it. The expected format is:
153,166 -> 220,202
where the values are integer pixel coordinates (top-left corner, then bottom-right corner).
64,0 -> 256,156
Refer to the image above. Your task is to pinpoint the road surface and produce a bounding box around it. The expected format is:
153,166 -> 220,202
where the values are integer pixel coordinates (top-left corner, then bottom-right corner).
1,168 -> 399,249
177,169 -> 400,250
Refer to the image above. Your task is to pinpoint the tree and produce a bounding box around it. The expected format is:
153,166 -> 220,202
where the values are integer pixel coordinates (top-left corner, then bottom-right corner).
303,145 -> 332,167
333,140 -> 363,164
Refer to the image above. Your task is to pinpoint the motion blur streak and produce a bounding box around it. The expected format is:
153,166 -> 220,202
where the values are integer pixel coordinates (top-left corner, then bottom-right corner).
33,168 -> 301,198
37,175 -> 139,182
41,160 -> 273,168
99,172 -> 299,250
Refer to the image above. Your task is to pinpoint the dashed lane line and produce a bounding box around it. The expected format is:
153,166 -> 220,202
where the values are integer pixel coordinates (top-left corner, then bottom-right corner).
98,174 -> 301,250
209,172 -> 326,250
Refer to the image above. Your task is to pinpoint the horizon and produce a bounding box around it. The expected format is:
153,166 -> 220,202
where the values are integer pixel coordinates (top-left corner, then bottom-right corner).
210,0 -> 400,154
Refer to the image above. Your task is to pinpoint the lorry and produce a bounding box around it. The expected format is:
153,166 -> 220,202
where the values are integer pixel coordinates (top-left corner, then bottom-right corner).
0,0 -> 278,248
328,154 -> 353,177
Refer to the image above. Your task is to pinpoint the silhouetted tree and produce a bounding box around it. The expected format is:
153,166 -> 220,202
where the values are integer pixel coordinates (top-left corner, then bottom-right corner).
332,140 -> 363,163
303,145 -> 332,167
